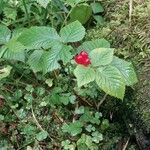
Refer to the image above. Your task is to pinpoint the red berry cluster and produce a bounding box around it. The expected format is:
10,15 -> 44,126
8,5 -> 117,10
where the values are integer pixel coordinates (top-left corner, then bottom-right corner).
74,51 -> 91,66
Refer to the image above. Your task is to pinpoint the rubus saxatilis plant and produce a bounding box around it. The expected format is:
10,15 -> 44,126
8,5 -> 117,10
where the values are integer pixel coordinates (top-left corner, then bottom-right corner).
0,20 -> 138,100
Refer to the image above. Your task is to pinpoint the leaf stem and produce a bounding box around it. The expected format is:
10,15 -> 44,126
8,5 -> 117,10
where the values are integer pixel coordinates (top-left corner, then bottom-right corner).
61,3 -> 78,28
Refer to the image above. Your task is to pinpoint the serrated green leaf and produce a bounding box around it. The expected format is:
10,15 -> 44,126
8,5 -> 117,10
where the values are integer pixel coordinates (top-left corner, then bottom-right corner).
36,0 -> 51,8
18,26 -> 60,49
0,65 -> 12,80
0,25 -> 11,44
28,50 -> 47,72
95,65 -> 125,99
111,57 -> 138,86
77,39 -> 110,53
44,50 -> 60,73
59,45 -> 73,64
69,4 -> 92,24
60,21 -> 85,43
74,65 -> 95,87
43,43 -> 72,73
90,48 -> 114,67
91,2 -> 104,14
3,39 -> 25,62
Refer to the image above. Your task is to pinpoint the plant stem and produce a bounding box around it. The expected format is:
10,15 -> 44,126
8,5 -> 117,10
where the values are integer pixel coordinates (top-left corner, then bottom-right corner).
61,3 -> 78,28
43,8 -> 48,25
97,94 -> 107,110
22,0 -> 30,23
31,107 -> 45,132
50,1 -> 54,28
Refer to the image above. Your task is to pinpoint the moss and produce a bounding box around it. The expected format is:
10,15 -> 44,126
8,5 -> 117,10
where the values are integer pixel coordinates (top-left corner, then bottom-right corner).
86,0 -> 150,59
132,61 -> 150,133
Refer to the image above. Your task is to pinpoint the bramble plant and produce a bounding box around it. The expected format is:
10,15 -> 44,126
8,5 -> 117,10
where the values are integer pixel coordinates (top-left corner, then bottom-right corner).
0,20 -> 137,99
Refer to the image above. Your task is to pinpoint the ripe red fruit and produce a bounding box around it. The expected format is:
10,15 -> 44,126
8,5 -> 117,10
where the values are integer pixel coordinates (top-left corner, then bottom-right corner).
74,55 -> 84,64
80,51 -> 88,58
74,50 -> 91,66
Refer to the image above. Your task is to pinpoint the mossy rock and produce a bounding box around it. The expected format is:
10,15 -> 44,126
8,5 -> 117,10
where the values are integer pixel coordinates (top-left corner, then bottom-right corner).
132,62 -> 150,134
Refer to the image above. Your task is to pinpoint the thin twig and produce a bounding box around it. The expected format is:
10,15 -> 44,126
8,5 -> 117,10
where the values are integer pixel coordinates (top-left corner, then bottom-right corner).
122,137 -> 130,150
61,3 -> 78,28
97,94 -> 107,110
129,0 -> 133,23
74,90 -> 93,107
31,107 -> 45,132
31,106 -> 59,141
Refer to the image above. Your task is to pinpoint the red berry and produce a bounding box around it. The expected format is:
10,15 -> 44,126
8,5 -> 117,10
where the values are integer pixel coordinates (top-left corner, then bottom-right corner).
80,51 -> 88,58
74,51 -> 91,67
75,55 -> 84,64
83,58 -> 91,66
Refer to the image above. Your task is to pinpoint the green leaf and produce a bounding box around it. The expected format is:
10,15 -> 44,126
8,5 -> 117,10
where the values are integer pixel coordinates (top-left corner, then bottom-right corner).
111,57 -> 138,86
4,7 -> 17,20
0,0 -> 7,14
4,39 -> 25,62
101,119 -> 109,131
95,65 -> 125,99
75,106 -> 85,114
65,0 -> 86,7
0,25 -> 11,44
93,15 -> 104,25
43,43 -> 72,73
69,4 -> 92,24
36,0 -> 51,8
90,48 -> 114,67
62,121 -> 83,136
28,50 -> 48,72
60,21 -> 85,43
77,134 -> 98,150
36,131 -> 48,141
74,65 -> 95,87
61,140 -> 76,150
86,125 -> 95,132
91,2 -> 104,14
0,65 -> 12,80
59,45 -> 73,64
77,39 -> 110,53
79,108 -> 100,125
91,131 -> 103,143
18,27 -> 60,49
28,43 -> 72,73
